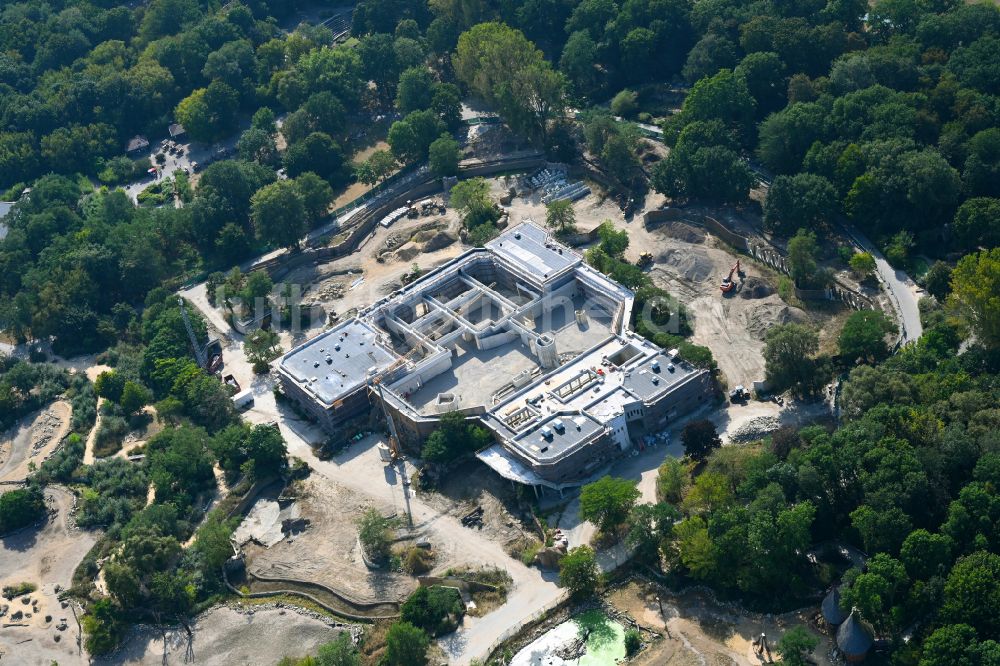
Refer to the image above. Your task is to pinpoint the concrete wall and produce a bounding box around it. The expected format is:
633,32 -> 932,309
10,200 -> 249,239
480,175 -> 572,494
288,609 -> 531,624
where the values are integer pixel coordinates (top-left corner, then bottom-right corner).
479,329 -> 519,351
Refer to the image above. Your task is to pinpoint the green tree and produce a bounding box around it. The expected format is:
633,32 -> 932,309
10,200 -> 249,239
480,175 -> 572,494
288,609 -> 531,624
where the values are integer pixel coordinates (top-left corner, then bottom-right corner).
559,545 -> 601,597
953,198 -> 1000,254
944,551 -> 1000,637
428,134 -> 461,177
251,180 -> 306,249
356,508 -> 395,562
295,172 -> 334,225
849,252 -> 876,280
838,311 -> 896,363
561,31 -> 600,96
681,419 -> 721,461
919,624 -> 985,666
841,554 -> 909,633
0,485 -> 46,534
448,178 -> 496,228
237,128 -> 279,166
900,529 -> 953,581
776,626 -> 819,666
383,621 -> 429,666
850,504 -> 912,555
763,323 -> 820,395
83,598 -> 125,655
657,458 -> 689,505
950,248 -> 1000,349
453,22 -> 564,142
286,132 -> 348,185
626,502 -> 678,565
763,174 -> 838,236
174,82 -> 239,143
579,476 -> 640,535
674,516 -> 717,578
396,67 -> 434,113
545,199 -> 576,235
193,512 -> 239,572
923,261 -> 953,302
244,328 -> 282,372
119,381 -> 151,415
388,110 -> 446,163
421,410 -> 492,463
400,586 -> 464,636
355,150 -> 397,186
787,229 -> 821,287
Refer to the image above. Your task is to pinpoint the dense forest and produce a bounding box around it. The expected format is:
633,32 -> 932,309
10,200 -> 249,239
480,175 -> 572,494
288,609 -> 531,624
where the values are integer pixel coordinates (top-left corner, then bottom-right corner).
0,0 -> 997,663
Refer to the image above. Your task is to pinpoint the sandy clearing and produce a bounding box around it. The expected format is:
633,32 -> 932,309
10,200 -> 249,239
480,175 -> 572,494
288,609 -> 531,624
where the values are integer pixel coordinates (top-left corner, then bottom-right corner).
609,582 -> 834,666
94,606 -> 346,666
0,485 -> 97,666
0,400 -> 72,483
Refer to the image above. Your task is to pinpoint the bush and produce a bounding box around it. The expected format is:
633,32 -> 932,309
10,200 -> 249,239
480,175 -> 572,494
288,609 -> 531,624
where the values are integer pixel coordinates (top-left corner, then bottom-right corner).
403,546 -> 434,574
400,585 -> 465,636
624,628 -> 642,655
610,89 -> 639,118
2,581 -> 37,600
559,545 -> 601,597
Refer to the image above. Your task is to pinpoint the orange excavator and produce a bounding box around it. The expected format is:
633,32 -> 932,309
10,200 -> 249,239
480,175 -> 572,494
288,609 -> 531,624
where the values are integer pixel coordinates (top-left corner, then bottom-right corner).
720,260 -> 743,294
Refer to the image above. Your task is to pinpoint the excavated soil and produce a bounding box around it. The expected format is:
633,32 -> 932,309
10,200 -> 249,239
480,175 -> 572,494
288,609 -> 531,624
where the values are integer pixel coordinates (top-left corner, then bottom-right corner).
0,400 -> 72,483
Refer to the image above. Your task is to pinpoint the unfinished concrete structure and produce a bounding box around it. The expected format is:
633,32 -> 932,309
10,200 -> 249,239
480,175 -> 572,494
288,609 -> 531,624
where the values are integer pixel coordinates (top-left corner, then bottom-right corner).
277,222 -> 713,490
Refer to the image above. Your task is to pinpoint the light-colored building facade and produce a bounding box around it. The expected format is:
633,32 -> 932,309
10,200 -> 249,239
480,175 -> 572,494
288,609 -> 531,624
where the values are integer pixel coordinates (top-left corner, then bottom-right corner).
277,222 -> 713,490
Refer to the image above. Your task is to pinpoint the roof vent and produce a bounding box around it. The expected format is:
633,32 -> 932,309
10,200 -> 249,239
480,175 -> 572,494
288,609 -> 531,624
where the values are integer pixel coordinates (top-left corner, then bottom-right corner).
652,376 -> 660,385
514,232 -> 522,240
540,426 -> 553,440
325,355 -> 333,364
553,419 -> 565,433
651,360 -> 660,373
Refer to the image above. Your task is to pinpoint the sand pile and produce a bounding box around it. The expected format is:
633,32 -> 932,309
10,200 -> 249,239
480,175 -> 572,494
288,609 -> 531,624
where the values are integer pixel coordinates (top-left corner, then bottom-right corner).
657,221 -> 706,244
657,248 -> 715,283
742,299 -> 807,340
740,276 -> 774,299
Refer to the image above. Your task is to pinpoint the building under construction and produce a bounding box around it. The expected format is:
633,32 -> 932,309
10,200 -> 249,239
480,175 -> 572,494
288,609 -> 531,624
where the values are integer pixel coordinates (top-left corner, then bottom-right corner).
276,222 -> 713,491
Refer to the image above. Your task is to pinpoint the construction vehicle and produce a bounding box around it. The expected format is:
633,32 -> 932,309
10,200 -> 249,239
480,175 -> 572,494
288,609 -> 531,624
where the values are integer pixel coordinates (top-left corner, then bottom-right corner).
637,252 -> 654,268
720,259 -> 744,294
729,385 -> 751,403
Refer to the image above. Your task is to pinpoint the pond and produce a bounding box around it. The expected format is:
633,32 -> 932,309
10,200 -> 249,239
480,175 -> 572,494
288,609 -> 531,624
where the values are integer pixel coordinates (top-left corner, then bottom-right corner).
511,610 -> 628,666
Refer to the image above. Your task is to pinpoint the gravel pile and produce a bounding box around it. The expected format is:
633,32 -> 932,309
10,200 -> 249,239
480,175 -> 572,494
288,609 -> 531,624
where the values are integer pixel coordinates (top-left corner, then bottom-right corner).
729,416 -> 780,443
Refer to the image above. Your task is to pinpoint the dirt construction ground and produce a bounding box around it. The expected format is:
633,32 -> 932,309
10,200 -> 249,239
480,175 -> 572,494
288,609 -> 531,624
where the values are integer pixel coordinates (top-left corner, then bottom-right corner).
608,581 -> 835,666
0,401 -> 72,483
241,474 -> 418,605
94,606 -> 347,666
0,486 -> 97,666
619,202 -> 849,390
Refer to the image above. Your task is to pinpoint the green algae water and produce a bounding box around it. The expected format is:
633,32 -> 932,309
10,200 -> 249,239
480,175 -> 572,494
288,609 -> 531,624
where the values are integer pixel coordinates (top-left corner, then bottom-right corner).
511,609 -> 627,665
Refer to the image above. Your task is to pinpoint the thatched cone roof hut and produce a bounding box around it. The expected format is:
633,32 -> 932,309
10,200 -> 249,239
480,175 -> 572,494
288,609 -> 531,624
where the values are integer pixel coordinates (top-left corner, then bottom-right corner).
822,586 -> 848,626
837,609 -> 875,662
